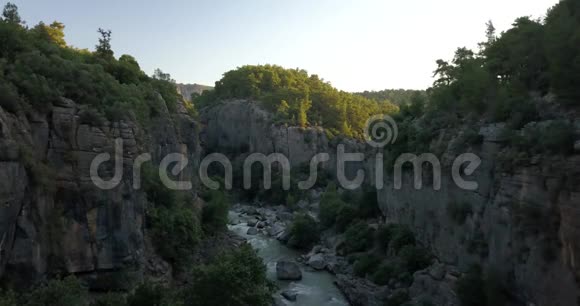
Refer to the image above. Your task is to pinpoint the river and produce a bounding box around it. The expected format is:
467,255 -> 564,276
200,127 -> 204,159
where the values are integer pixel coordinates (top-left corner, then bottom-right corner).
228,211 -> 349,306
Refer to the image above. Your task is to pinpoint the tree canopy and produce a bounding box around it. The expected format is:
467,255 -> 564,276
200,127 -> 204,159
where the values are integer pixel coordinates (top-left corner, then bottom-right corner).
0,2 -> 190,124
427,0 -> 580,126
195,64 -> 399,139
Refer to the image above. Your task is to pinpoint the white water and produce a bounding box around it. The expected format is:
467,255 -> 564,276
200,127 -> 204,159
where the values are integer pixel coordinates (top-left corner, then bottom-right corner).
228,213 -> 349,306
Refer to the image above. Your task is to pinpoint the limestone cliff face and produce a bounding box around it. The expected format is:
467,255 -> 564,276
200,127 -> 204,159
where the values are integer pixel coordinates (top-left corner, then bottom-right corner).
0,98 -> 200,289
378,123 -> 580,306
175,83 -> 212,102
201,99 -> 371,179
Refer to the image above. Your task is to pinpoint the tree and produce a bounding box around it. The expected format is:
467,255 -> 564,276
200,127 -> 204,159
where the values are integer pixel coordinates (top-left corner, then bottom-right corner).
297,93 -> 311,128
34,22 -> 66,47
95,28 -> 113,58
182,244 -> 273,306
276,99 -> 290,120
478,20 -> 496,51
153,68 -> 174,82
545,0 -> 580,104
2,2 -> 22,24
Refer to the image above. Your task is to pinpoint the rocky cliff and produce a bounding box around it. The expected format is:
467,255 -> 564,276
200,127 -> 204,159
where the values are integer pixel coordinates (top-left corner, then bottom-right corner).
176,83 -> 213,101
0,97 -> 200,289
202,99 -> 580,306
201,99 -> 370,179
378,122 -> 580,306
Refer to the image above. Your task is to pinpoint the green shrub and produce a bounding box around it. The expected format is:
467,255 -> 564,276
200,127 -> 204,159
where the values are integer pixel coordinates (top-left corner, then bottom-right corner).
142,164 -> 179,208
182,244 -> 273,306
0,289 -> 17,306
446,201 -> 471,225
343,221 -> 374,254
375,224 -> 398,250
463,127 -> 484,145
24,276 -> 88,306
335,204 -> 358,232
319,183 -> 347,228
148,204 -> 202,270
357,189 -> 381,219
285,193 -> 297,211
353,253 -> 381,277
91,293 -> 126,306
390,226 -> 416,253
398,245 -> 432,273
201,189 -> 229,234
126,282 -> 177,306
288,213 -> 320,250
78,108 -> 105,126
0,82 -> 21,113
510,121 -> 575,156
371,261 -> 402,285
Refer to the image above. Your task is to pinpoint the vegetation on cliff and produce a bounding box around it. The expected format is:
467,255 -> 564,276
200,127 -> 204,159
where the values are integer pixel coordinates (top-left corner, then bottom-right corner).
194,64 -> 399,138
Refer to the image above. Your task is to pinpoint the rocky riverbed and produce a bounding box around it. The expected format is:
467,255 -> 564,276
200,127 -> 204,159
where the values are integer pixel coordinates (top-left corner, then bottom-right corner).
228,204 -> 349,306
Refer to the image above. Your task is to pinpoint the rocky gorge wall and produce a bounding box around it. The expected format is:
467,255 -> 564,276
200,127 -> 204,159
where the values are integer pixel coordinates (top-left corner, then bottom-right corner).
378,123 -> 580,306
201,99 -> 371,181
0,97 -> 200,289
202,99 -> 580,305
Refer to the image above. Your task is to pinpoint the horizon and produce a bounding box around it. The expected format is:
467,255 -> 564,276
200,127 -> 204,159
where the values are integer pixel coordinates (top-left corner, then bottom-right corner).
11,0 -> 559,92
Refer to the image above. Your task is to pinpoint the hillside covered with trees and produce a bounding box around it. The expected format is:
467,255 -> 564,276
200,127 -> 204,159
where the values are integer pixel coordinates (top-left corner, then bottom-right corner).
0,2 -> 194,125
194,65 -> 399,139
355,89 -> 427,107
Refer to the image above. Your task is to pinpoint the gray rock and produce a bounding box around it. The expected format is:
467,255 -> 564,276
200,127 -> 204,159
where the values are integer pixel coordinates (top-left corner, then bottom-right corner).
428,263 -> 446,280
268,223 -> 285,237
281,290 -> 298,301
277,230 -> 292,244
334,274 -> 389,306
308,254 -> 326,271
276,261 -> 302,281
247,219 -> 259,227
296,200 -> 309,210
247,227 -> 259,235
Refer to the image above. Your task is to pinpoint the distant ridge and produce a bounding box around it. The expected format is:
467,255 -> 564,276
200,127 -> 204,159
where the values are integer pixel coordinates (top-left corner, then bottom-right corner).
176,83 -> 213,101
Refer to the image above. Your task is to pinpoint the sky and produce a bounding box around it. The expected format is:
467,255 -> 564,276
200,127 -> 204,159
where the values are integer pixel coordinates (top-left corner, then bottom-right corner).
11,0 -> 560,92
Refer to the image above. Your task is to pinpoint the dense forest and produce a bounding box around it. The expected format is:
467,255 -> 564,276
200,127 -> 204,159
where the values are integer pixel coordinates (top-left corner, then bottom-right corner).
194,65 -> 399,139
427,0 -> 579,122
0,3 -> 194,125
355,89 -> 427,107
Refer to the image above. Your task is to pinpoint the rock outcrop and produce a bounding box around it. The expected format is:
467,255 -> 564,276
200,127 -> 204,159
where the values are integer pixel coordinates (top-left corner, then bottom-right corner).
276,261 -> 302,281
200,99 -> 371,180
175,83 -> 212,101
378,122 -> 580,306
0,97 -> 201,289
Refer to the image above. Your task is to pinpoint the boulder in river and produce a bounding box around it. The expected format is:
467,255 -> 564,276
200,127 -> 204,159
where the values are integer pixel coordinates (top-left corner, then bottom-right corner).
281,290 -> 298,301
268,223 -> 285,237
247,227 -> 259,235
308,253 -> 326,271
276,261 -> 302,280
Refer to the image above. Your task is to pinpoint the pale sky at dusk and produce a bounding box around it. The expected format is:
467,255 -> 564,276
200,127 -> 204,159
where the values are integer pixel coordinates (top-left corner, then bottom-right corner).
11,0 -> 560,91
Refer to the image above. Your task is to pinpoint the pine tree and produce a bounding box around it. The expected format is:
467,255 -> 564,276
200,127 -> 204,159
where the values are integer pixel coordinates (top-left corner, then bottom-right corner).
297,93 -> 311,128
2,2 -> 22,24
96,28 -> 113,58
